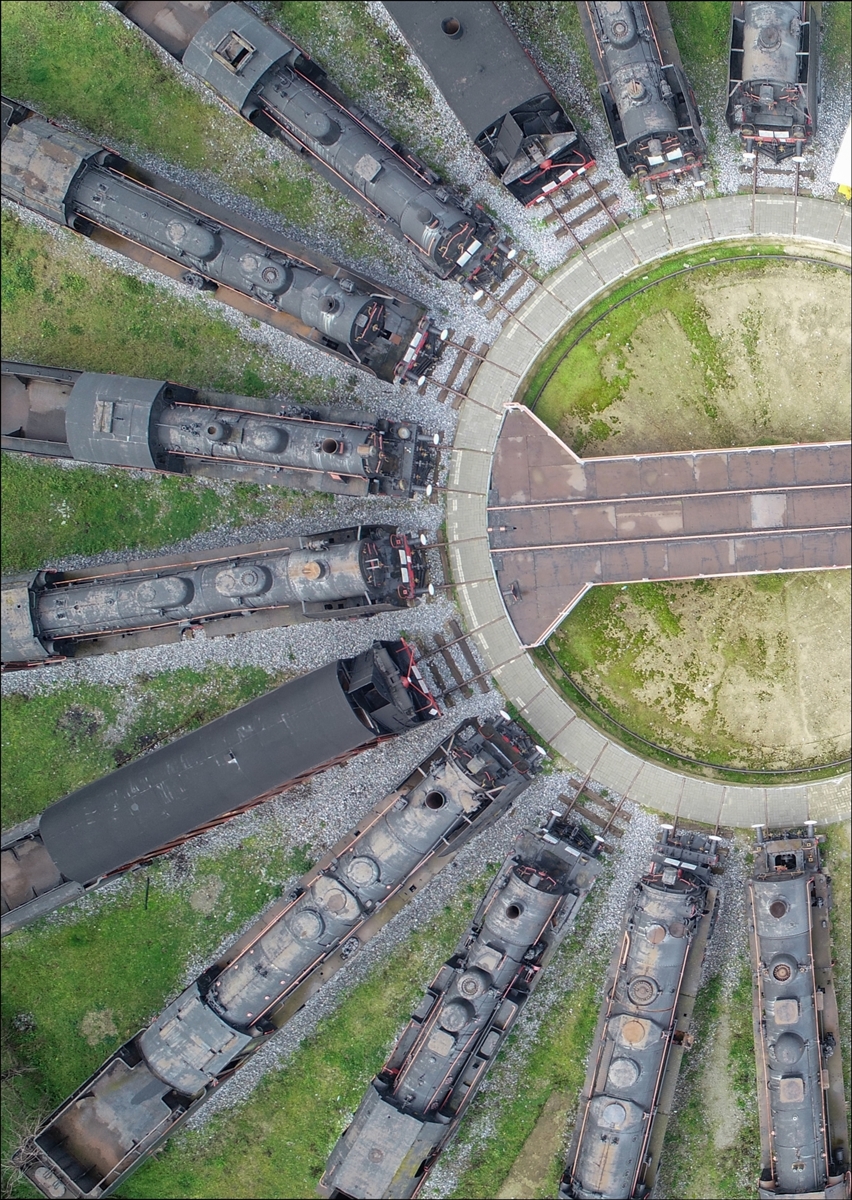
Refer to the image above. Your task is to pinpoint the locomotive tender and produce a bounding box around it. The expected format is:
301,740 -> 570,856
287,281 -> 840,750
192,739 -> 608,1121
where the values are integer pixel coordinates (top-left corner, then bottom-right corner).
113,1 -> 512,294
1,361 -> 438,497
1,640 -> 439,936
1,98 -> 444,384
561,826 -> 723,1200
726,2 -> 819,163
747,826 -> 849,1200
14,716 -> 544,1200
578,1 -> 706,196
2,525 -> 428,668
319,807 -> 603,1199
384,1 -> 596,207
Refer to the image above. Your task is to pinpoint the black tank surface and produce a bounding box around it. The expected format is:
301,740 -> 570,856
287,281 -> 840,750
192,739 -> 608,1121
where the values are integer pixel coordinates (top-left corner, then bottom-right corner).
1,641 -> 440,934
319,807 -> 603,1199
113,2 -> 509,287
726,2 -> 819,163
384,1 -> 595,205
1,361 -> 439,497
2,525 -> 428,668
747,826 -> 849,1200
1,99 -> 444,384
14,716 -> 543,1200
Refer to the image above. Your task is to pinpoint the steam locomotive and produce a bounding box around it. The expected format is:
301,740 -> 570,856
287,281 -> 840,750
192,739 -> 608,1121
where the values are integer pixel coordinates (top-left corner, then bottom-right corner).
747,826 -> 849,1200
561,826 -> 723,1199
1,98 -> 444,383
726,2 -> 819,163
2,525 -> 428,668
320,806 -> 602,1198
113,1 -> 512,294
384,1 -> 596,207
14,716 -> 544,1200
1,640 -> 439,936
578,1 -> 705,195
1,362 -> 439,497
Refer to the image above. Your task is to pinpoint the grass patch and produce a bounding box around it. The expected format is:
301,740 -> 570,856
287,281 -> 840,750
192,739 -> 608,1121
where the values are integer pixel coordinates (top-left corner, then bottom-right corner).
822,0 -> 852,83
668,2 -> 732,74
526,244 -> 783,417
658,960 -> 761,1199
118,874 -> 489,1199
823,822 -> 851,1105
1,0 -> 317,228
1,665 -> 281,827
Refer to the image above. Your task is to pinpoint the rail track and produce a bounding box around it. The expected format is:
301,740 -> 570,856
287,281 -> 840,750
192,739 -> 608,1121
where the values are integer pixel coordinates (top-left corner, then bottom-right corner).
416,618 -> 492,706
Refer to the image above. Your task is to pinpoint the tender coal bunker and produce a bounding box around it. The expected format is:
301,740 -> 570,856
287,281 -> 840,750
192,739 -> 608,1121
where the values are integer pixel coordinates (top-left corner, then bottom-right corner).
424,791 -> 446,810
769,898 -> 789,919
774,853 -> 797,871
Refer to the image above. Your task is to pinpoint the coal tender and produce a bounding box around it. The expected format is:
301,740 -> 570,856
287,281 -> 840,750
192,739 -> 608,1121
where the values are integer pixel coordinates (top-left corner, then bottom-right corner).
726,2 -> 819,164
2,526 -> 428,668
384,1 -> 595,207
578,1 -> 705,196
561,826 -> 724,1200
1,362 -> 438,497
113,1 -> 512,292
319,806 -> 603,1199
1,98 -> 444,384
747,825 -> 849,1200
1,641 -> 439,936
15,716 -> 543,1200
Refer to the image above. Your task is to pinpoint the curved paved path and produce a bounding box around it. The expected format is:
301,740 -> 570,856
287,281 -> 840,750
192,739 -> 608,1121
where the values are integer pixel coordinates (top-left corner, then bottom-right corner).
447,193 -> 851,827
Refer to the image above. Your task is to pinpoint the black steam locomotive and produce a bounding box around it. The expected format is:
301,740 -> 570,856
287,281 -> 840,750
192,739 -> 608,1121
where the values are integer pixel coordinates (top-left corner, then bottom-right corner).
578,1 -> 706,195
1,98 -> 444,384
561,826 -> 723,1199
747,826 -> 849,1199
385,1 -> 596,207
113,1 -> 512,293
726,2 -> 819,163
320,807 -> 602,1198
1,640 -> 440,936
1,362 -> 439,496
2,525 -> 428,668
14,716 -> 544,1200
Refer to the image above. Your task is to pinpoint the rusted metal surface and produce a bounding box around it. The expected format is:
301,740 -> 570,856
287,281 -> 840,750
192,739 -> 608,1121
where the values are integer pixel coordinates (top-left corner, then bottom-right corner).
488,405 -> 851,646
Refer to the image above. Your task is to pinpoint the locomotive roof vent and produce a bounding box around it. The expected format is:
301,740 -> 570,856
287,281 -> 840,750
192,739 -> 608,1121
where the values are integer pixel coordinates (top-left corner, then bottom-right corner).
626,79 -> 647,103
769,898 -> 789,918
205,420 -> 230,442
608,13 -> 638,48
214,31 -> 256,73
441,17 -> 463,39
321,295 -> 342,314
305,112 -> 341,147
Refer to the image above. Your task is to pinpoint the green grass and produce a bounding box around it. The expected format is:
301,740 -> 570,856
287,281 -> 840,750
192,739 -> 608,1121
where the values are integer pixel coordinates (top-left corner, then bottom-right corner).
823,822 -> 851,1105
658,960 -> 762,1199
526,244 -> 783,419
668,2 -> 732,74
1,665 -> 282,827
118,875 -> 488,1199
0,0 -> 317,228
822,0 -> 852,83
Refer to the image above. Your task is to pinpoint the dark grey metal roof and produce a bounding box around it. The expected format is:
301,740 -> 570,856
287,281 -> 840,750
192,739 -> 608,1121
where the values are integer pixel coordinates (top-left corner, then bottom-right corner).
384,1 -> 549,140
39,661 -> 373,885
183,3 -> 295,115
65,373 -> 183,468
1,577 -> 49,663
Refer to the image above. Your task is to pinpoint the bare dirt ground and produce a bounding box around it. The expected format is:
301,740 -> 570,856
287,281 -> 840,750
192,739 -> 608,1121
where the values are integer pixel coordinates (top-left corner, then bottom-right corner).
553,261 -> 851,457
560,571 -> 851,771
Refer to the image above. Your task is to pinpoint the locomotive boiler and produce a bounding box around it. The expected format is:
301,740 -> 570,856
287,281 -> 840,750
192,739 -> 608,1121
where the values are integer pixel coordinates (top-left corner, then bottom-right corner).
747,826 -> 849,1200
1,98 -> 444,384
561,826 -> 723,1199
14,716 -> 544,1200
2,525 -> 428,668
1,640 -> 439,936
578,1 -> 706,195
1,362 -> 439,497
384,1 -> 596,207
113,1 -> 512,292
319,806 -> 603,1199
726,2 -> 819,163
